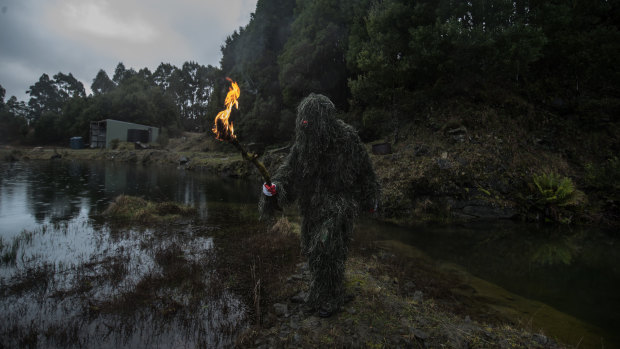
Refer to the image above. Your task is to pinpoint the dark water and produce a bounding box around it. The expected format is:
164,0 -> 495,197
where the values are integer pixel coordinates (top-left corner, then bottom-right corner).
1,160 -> 619,348
357,219 -> 620,348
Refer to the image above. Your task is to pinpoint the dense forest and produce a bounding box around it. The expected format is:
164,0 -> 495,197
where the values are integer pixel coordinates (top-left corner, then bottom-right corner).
1,0 -> 618,148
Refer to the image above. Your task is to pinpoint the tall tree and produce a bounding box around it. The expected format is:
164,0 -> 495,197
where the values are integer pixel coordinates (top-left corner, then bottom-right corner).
27,73 -> 61,121
54,72 -> 86,100
216,0 -> 296,142
278,0 -> 350,110
0,84 -> 5,107
91,69 -> 116,95
112,62 -> 137,85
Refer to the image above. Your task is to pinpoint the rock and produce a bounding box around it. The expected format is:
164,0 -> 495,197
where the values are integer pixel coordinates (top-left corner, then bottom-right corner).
4,154 -> 18,162
290,291 -> 307,303
461,205 -> 516,219
412,328 -> 429,340
447,126 -> 468,142
273,303 -> 288,317
533,333 -> 548,345
437,158 -> 452,170
302,316 -> 321,330
134,141 -> 149,149
50,153 -> 62,160
296,262 -> 308,270
413,144 -> 430,156
372,143 -> 392,155
346,307 -> 356,314
179,156 -> 189,165
413,291 -> 424,303
289,316 -> 300,330
404,281 -> 416,290
447,126 -> 467,135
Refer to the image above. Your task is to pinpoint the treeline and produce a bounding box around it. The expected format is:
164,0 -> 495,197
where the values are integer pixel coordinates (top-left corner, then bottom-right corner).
0,62 -> 221,144
220,0 -> 619,142
2,0 -> 619,146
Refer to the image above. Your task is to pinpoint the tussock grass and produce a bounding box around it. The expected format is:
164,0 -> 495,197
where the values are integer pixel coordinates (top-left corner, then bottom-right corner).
103,195 -> 196,223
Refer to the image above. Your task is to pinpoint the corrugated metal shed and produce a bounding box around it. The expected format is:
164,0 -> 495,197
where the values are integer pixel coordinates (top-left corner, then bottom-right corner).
89,119 -> 160,148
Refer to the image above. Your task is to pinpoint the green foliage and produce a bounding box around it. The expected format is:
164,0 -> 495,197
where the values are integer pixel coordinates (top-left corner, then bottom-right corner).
26,72 -> 86,122
22,0 -> 599,148
91,69 -> 116,95
7,0 -> 620,147
0,92 -> 28,144
278,0 -> 350,110
214,0 -> 296,143
532,173 -> 586,207
529,172 -> 587,224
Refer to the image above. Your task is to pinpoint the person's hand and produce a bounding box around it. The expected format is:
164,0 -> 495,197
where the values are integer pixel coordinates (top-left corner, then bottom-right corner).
262,183 -> 277,196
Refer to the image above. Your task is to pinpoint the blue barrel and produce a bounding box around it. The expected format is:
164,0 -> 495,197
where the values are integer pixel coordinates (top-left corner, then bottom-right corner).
70,137 -> 84,149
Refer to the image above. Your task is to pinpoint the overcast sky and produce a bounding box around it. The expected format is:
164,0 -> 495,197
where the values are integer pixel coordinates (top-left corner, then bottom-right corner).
0,0 -> 257,101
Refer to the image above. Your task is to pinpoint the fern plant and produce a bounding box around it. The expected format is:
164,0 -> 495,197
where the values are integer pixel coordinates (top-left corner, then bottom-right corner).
529,172 -> 587,224
532,172 -> 586,207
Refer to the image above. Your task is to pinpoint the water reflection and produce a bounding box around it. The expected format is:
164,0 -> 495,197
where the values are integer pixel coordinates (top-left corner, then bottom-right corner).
0,160 -> 258,347
0,160 -> 258,238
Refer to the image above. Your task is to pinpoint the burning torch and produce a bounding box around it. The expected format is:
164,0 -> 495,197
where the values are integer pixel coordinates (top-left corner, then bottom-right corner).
212,78 -> 279,210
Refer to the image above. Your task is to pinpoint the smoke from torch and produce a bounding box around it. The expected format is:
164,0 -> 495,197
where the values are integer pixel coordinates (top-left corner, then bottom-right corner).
212,78 -> 273,186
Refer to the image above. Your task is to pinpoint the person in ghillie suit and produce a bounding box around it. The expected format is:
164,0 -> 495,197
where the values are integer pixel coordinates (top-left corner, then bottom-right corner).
260,93 -> 379,317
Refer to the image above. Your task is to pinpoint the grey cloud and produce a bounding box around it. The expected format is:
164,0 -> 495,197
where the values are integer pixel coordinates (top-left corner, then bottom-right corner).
0,0 -> 257,101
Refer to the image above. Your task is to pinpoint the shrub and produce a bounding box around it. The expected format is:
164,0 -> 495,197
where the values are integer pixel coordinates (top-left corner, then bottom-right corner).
530,172 -> 587,224
533,173 -> 586,207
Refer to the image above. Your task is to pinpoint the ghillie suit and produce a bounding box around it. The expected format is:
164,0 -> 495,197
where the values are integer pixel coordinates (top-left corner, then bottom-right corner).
260,93 -> 379,315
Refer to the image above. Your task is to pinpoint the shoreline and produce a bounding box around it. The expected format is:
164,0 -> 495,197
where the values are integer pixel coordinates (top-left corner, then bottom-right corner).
3,140 -> 618,230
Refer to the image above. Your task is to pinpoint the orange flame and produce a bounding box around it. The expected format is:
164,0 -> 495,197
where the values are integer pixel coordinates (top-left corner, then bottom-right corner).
212,77 -> 240,141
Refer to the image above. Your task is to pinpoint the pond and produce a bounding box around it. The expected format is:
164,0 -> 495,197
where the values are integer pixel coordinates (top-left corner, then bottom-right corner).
0,160 -> 258,348
1,160 -> 618,348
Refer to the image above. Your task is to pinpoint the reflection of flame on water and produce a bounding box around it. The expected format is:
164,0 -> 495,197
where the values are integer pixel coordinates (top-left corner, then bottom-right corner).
212,77 -> 240,142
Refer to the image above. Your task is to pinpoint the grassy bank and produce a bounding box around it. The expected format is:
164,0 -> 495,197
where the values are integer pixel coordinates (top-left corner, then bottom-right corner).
0,133 -> 258,178
223,216 -> 583,348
